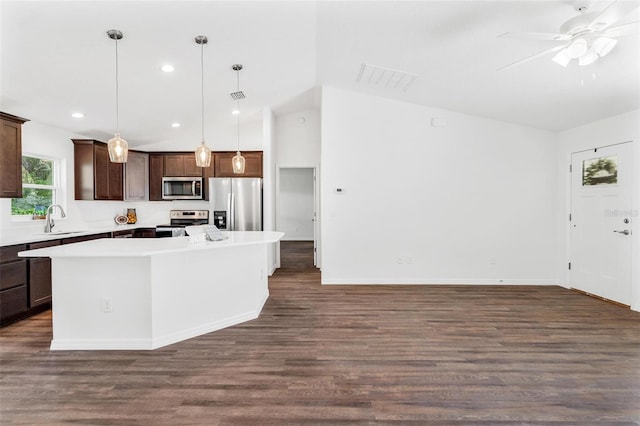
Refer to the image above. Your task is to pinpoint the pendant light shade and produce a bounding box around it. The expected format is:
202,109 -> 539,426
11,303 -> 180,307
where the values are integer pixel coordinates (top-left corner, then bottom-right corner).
196,141 -> 211,167
194,35 -> 212,167
232,64 -> 245,174
232,151 -> 246,174
107,132 -> 128,162
106,30 -> 128,163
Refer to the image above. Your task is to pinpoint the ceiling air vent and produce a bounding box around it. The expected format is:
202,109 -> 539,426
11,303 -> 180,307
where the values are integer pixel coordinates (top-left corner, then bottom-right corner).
356,63 -> 417,92
230,91 -> 245,100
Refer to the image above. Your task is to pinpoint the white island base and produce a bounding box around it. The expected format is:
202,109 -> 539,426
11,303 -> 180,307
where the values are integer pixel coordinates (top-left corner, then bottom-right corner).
21,232 -> 283,350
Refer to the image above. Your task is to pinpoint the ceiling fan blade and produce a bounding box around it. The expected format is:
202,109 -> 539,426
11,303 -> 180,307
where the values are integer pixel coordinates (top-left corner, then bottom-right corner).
602,19 -> 640,37
589,0 -> 640,30
496,44 -> 567,72
497,31 -> 571,41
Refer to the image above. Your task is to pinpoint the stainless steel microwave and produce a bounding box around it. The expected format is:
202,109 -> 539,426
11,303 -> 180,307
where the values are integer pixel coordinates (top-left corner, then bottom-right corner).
162,177 -> 203,200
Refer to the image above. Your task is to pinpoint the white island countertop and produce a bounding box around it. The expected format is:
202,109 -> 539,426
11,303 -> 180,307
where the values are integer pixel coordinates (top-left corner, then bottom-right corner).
20,231 -> 284,351
19,231 -> 284,258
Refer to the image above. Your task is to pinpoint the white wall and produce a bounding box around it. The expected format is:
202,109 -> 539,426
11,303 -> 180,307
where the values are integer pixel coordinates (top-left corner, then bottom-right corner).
262,108 -> 277,274
320,86 -> 558,285
0,121 -> 79,236
134,119 -> 264,152
556,110 -> 640,311
278,168 -> 315,241
0,119 -> 255,240
275,109 -> 320,167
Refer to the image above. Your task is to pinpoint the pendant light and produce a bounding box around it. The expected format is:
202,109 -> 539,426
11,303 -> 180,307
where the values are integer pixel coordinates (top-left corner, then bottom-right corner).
106,29 -> 128,163
231,64 -> 245,174
194,36 -> 212,167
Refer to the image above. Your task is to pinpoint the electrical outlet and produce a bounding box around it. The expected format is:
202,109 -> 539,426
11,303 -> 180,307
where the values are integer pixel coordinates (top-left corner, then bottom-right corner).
489,257 -> 497,265
101,297 -> 113,313
405,256 -> 412,264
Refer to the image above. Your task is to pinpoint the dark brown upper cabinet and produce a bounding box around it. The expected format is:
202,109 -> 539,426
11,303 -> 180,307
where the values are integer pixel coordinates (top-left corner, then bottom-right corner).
72,139 -> 124,200
163,153 -> 201,177
213,151 -> 263,178
0,112 -> 29,198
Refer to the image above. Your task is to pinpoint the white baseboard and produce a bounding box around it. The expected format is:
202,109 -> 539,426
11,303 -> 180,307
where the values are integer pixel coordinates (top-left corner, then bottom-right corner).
50,310 -> 261,351
321,278 -> 559,285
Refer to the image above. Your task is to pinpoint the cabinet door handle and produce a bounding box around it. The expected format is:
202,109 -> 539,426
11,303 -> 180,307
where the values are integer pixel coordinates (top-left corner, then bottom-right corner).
613,230 -> 630,235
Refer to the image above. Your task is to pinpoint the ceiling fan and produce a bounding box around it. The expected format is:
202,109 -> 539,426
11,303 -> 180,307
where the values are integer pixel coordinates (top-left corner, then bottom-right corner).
497,0 -> 640,71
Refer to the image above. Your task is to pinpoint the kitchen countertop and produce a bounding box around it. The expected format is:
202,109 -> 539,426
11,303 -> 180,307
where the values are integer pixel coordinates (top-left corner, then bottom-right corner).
0,223 -> 157,247
24,230 -> 283,351
19,231 -> 284,258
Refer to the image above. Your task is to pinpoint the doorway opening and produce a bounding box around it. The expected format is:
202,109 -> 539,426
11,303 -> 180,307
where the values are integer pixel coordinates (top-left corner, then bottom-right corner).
276,167 -> 318,270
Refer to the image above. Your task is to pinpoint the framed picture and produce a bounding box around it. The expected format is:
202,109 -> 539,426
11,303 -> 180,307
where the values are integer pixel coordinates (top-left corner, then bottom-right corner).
582,155 -> 618,186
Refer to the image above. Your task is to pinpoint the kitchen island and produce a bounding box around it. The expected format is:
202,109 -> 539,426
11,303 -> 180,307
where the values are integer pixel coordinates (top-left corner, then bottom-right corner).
19,231 -> 283,350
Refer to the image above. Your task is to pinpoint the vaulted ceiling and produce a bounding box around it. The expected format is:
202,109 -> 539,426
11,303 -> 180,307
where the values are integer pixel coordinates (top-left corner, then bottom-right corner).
1,0 -> 638,151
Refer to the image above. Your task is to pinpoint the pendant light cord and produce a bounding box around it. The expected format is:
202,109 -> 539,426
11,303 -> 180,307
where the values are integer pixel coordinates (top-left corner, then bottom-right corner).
115,36 -> 119,133
236,69 -> 240,151
201,41 -> 205,143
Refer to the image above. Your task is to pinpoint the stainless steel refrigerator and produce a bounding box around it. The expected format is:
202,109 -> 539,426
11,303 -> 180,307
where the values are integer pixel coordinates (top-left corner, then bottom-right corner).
208,178 -> 262,231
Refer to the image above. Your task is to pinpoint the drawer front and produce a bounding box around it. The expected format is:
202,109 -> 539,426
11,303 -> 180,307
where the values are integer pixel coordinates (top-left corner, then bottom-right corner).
0,244 -> 26,264
28,239 -> 61,250
62,233 -> 111,244
0,260 -> 27,291
0,285 -> 28,321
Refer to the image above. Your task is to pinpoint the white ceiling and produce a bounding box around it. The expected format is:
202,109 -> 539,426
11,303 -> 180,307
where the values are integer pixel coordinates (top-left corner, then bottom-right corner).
1,0 -> 639,151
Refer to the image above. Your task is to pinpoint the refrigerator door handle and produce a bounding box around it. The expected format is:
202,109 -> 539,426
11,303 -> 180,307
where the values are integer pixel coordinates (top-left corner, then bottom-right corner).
228,192 -> 234,231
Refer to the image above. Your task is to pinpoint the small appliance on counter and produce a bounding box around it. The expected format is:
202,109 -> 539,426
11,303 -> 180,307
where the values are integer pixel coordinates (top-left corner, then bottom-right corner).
155,210 -> 209,238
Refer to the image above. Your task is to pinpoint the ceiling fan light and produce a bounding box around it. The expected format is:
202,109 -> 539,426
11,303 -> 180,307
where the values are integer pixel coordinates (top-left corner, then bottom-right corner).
578,48 -> 598,66
552,49 -> 571,67
566,38 -> 588,59
593,37 -> 617,57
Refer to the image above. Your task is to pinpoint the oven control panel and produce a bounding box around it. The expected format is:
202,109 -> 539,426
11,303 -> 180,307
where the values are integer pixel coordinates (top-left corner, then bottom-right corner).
169,210 -> 209,220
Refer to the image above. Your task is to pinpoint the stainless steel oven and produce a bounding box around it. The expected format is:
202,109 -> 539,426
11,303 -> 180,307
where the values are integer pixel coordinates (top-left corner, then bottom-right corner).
155,210 -> 209,238
162,177 -> 203,200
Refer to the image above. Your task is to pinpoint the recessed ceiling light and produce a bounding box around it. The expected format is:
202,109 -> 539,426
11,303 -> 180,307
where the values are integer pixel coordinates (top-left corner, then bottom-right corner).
161,64 -> 175,73
232,109 -> 240,115
71,112 -> 85,118
171,122 -> 181,128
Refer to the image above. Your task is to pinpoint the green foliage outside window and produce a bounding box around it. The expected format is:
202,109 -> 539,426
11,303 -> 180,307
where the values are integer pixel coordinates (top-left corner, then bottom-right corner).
11,156 -> 56,216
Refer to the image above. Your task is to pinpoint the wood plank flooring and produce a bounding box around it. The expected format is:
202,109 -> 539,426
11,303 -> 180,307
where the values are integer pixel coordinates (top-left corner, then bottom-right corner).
1,267 -> 639,424
279,240 -> 315,270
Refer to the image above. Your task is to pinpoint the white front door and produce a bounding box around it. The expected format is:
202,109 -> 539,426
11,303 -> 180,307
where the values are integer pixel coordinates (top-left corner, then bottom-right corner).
570,142 -> 633,305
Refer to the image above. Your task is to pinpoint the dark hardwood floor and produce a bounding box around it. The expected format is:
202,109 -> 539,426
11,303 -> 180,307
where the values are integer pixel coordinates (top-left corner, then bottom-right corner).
279,240 -> 315,270
1,258 -> 639,423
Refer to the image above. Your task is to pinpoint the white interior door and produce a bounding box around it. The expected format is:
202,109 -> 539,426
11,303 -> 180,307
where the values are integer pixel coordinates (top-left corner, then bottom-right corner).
570,142 -> 633,305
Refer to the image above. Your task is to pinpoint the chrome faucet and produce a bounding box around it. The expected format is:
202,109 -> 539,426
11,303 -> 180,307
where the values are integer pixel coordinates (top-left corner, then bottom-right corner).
44,204 -> 66,233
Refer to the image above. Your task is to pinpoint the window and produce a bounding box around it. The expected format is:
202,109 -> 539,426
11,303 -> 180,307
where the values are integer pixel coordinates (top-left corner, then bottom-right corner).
11,155 -> 59,217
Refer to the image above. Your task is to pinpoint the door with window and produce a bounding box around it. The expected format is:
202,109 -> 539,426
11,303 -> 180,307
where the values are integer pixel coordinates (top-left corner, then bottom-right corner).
570,142 -> 633,305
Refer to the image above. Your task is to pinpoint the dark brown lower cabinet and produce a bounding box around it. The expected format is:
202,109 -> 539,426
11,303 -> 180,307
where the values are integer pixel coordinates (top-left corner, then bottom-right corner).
1,232 -> 116,327
28,240 -> 61,307
0,244 -> 28,326
62,233 -> 111,244
134,228 -> 156,238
